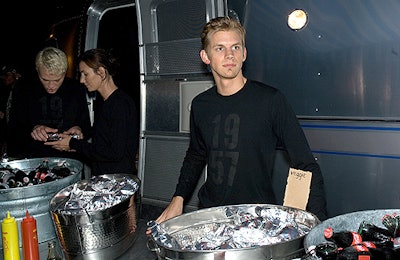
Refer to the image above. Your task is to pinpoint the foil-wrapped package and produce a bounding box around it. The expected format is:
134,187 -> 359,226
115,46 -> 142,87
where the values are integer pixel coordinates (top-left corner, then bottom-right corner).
55,175 -> 139,215
47,133 -> 80,142
149,205 -> 313,251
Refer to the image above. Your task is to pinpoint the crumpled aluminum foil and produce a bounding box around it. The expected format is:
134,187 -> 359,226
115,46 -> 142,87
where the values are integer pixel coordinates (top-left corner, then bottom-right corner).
57,175 -> 139,215
148,205 -> 312,251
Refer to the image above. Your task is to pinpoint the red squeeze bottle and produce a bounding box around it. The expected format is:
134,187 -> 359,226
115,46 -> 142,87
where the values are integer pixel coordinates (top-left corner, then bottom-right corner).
21,210 -> 39,260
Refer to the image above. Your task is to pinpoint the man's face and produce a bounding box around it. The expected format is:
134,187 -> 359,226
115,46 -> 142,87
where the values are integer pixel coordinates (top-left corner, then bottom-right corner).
200,30 -> 247,80
37,67 -> 65,94
1,72 -> 17,86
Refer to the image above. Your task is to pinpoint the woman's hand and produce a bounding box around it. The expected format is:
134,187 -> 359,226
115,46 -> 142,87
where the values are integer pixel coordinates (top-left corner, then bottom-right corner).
63,126 -> 84,140
44,134 -> 74,152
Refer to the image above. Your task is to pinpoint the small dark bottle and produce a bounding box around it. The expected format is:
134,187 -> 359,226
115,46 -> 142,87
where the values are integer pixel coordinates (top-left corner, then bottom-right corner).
369,246 -> 400,260
36,160 -> 50,175
336,244 -> 371,260
14,181 -> 24,188
382,214 -> 400,238
2,172 -> 17,188
315,242 -> 338,259
39,172 -> 57,183
0,169 -> 11,180
51,166 -> 71,178
0,183 -> 10,189
358,221 -> 393,248
27,170 -> 39,185
14,170 -> 30,186
324,227 -> 363,248
47,241 -> 62,260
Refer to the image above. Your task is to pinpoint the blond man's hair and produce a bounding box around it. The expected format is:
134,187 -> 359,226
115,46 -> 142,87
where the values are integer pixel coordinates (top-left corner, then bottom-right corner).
35,47 -> 68,76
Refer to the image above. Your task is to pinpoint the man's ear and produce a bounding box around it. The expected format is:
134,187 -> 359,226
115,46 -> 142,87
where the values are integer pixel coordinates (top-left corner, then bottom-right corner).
243,47 -> 247,62
200,50 -> 210,64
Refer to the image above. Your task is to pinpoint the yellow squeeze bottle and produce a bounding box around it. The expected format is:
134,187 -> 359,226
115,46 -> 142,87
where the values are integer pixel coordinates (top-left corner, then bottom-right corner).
2,211 -> 20,260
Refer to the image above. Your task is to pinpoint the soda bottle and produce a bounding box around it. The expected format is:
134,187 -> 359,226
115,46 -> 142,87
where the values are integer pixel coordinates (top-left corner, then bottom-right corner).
21,210 -> 39,260
0,183 -> 10,189
1,171 -> 16,188
27,170 -> 39,185
47,240 -> 62,260
36,160 -> 50,176
51,165 -> 71,178
315,242 -> 338,259
324,227 -> 363,248
369,246 -> 400,260
0,169 -> 10,180
382,213 -> 400,238
1,211 -> 20,260
39,172 -> 57,183
358,221 -> 393,248
336,244 -> 371,259
14,170 -> 30,186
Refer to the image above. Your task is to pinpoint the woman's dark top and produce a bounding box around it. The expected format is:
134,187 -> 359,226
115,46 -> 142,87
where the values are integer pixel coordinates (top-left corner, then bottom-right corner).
70,88 -> 139,176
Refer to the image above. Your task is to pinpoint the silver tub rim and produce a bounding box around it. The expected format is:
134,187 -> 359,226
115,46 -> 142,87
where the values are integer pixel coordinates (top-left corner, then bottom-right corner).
149,204 -> 320,259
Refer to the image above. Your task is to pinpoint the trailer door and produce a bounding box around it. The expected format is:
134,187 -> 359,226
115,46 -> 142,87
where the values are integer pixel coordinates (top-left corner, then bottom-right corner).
136,0 -> 231,211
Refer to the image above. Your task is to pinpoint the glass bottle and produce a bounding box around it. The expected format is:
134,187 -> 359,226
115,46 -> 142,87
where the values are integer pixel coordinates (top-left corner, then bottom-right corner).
27,170 -> 39,185
2,172 -> 16,188
323,227 -> 362,248
315,242 -> 338,260
47,241 -> 62,260
36,160 -> 50,175
0,183 -> 10,189
358,221 -> 393,247
14,169 -> 30,186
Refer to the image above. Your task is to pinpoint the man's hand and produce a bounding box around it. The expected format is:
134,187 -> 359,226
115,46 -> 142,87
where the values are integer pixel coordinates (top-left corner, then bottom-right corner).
146,196 -> 184,235
31,125 -> 58,142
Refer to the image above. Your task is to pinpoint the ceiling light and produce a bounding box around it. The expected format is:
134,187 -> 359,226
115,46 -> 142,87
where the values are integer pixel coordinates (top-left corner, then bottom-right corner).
288,9 -> 308,30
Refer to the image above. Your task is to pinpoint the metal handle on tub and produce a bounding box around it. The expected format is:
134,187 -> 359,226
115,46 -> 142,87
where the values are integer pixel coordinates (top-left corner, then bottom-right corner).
146,237 -> 161,254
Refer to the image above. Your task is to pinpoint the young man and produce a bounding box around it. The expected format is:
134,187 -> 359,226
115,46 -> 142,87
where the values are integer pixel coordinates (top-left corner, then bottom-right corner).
7,47 -> 91,159
0,65 -> 21,155
151,16 -> 327,226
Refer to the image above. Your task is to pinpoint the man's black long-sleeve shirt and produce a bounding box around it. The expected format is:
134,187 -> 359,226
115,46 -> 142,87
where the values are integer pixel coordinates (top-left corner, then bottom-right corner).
174,80 -> 327,220
8,77 -> 91,159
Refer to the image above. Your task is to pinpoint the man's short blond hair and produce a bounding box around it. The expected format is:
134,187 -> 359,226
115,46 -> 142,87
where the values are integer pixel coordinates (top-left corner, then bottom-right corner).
35,47 -> 68,76
201,16 -> 246,51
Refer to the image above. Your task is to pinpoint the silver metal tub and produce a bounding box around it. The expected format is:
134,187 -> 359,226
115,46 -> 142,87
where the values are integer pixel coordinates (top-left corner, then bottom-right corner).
49,174 -> 141,260
304,209 -> 400,249
149,204 -> 320,260
0,157 -> 82,248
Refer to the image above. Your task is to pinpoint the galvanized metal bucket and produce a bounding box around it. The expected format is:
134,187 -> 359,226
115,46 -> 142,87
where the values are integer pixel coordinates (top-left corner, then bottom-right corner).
49,174 -> 141,260
304,209 -> 400,250
0,157 -> 82,248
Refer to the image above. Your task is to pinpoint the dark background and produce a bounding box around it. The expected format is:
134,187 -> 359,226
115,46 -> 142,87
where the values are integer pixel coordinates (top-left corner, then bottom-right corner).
0,1 -> 86,79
